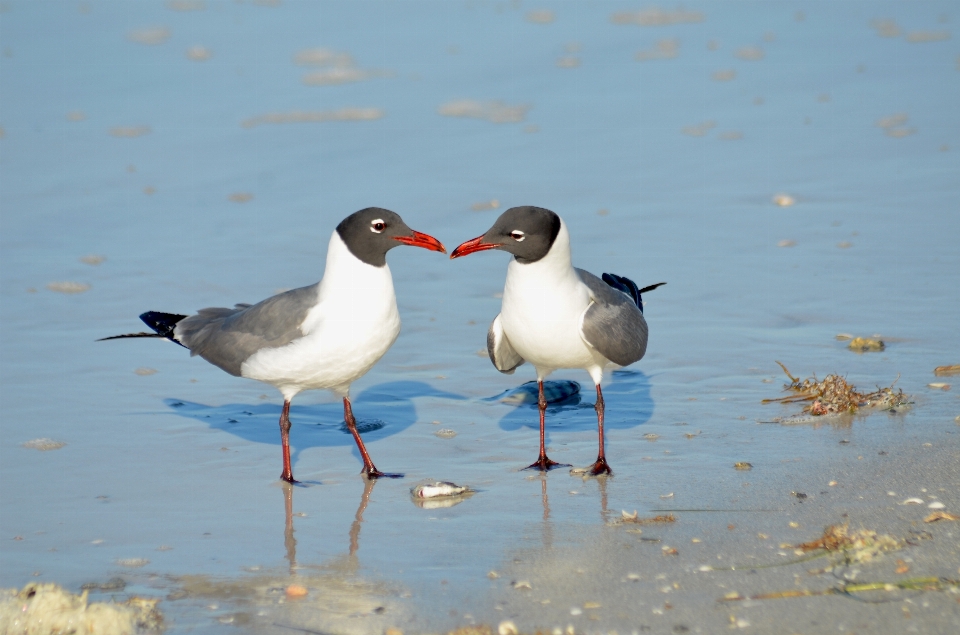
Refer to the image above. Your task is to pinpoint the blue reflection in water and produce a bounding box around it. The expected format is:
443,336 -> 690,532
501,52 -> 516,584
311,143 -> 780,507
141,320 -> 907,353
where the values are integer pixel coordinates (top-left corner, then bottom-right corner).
496,370 -> 654,435
164,380 -> 466,466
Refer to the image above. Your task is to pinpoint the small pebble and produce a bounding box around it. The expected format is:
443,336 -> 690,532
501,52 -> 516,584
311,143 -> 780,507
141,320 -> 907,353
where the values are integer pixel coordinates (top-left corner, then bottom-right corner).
570,607 -> 583,616
772,194 -> 795,207
435,428 -> 457,438
285,584 -> 308,598
734,462 -> 752,470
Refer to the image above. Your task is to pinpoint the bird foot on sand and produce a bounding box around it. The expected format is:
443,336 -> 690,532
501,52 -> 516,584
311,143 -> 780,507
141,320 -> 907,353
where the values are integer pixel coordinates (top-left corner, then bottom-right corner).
588,458 -> 612,476
363,468 -> 404,479
524,456 -> 571,471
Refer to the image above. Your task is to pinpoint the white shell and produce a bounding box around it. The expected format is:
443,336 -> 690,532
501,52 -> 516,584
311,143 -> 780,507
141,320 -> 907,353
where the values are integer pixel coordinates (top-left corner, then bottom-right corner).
411,481 -> 469,498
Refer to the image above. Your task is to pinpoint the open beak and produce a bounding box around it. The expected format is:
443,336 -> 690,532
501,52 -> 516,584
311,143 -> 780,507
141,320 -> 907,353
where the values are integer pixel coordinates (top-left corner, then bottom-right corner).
450,235 -> 501,259
392,230 -> 446,254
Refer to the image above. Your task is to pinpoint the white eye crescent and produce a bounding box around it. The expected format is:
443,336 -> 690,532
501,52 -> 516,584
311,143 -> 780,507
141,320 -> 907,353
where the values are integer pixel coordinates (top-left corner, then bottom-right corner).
370,219 -> 386,233
510,230 -> 525,242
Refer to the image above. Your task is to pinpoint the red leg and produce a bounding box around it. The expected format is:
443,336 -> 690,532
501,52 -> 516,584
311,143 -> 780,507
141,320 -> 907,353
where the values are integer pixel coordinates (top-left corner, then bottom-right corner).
343,397 -> 402,479
589,384 -> 612,475
525,380 -> 570,471
278,400 -> 298,483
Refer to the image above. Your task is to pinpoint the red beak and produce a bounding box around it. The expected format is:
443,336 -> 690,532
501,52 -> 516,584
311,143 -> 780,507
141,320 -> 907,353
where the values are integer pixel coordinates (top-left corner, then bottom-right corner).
450,235 -> 501,259
392,230 -> 446,254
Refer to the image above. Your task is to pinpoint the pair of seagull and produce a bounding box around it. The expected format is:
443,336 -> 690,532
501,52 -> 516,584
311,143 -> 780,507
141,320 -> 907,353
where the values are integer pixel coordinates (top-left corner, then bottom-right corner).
103,206 -> 664,483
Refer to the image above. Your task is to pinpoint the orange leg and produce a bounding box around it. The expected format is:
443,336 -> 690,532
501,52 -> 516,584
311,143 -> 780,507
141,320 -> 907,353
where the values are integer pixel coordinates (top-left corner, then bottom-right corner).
589,385 -> 612,475
278,400 -> 298,483
524,380 -> 570,471
343,397 -> 402,479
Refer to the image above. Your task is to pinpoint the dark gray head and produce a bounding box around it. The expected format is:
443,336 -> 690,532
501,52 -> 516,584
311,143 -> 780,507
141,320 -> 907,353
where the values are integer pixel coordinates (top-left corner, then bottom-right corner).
336,207 -> 446,266
450,206 -> 561,263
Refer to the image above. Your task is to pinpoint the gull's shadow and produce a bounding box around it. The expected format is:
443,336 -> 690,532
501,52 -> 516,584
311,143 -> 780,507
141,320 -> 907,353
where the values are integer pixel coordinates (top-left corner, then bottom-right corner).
495,370 -> 654,437
164,380 -> 465,469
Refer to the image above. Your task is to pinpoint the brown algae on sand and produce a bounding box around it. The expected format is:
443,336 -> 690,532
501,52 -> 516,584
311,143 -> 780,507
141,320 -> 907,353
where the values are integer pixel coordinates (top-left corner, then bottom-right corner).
763,361 -> 907,420
0,583 -> 162,634
847,336 -> 884,352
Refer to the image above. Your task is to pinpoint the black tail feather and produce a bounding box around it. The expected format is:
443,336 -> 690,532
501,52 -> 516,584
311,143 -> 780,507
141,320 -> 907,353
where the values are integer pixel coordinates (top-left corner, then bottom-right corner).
98,311 -> 189,347
602,274 -> 666,313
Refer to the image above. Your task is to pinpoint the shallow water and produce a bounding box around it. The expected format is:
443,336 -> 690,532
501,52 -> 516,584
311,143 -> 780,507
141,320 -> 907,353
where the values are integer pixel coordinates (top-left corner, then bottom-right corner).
1,1 -> 958,633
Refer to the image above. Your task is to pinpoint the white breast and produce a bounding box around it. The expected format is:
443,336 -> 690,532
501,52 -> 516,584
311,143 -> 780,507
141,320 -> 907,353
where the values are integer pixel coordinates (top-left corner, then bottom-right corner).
241,233 -> 401,399
499,222 -> 600,375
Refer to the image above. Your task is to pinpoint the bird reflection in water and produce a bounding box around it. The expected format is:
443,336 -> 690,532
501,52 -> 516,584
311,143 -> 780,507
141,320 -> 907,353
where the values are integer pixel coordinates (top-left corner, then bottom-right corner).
279,477 -> 378,576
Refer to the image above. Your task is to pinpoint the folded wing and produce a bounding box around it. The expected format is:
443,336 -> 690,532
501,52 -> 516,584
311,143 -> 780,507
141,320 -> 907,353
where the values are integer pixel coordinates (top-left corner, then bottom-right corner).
175,283 -> 320,376
487,313 -> 525,374
577,269 -> 649,367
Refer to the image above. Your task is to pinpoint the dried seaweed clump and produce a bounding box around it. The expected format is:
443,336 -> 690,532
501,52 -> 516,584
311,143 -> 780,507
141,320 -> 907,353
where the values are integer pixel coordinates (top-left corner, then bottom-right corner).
763,361 -> 906,416
795,523 -> 901,564
0,583 -> 162,635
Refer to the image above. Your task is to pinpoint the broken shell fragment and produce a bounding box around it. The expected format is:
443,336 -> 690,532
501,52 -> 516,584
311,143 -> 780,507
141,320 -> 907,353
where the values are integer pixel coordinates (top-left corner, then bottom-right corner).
901,497 -> 924,505
411,481 -> 470,499
927,383 -> 950,391
734,462 -> 752,470
933,364 -> 960,376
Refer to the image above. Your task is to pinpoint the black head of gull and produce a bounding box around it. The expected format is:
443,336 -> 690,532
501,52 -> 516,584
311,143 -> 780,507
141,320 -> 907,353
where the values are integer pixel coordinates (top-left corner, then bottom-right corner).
338,207 -> 446,266
449,206 -> 560,263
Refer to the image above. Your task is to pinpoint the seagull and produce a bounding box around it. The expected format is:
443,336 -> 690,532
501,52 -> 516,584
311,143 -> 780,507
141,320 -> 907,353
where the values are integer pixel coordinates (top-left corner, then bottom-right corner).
101,208 -> 446,483
450,206 -> 664,475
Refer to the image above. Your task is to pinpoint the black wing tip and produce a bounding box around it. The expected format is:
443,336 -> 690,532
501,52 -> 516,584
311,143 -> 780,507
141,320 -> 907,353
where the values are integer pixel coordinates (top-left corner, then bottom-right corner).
139,311 -> 188,338
602,275 -> 666,312
638,282 -> 667,294
97,332 -> 163,342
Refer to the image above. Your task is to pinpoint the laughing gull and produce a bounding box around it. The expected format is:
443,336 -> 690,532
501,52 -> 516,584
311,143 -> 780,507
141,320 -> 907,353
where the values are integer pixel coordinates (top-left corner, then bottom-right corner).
451,206 -> 664,475
101,208 -> 446,482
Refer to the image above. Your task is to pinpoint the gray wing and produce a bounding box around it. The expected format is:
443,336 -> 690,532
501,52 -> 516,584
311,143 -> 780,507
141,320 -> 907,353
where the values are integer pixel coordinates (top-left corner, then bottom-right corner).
174,283 -> 320,376
576,269 -> 649,367
487,313 -> 524,374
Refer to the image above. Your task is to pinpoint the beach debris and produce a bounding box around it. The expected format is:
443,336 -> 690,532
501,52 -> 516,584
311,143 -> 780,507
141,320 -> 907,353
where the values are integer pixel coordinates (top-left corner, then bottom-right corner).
0,582 -> 163,634
186,45 -> 211,61
734,462 -> 752,470
847,336 -> 884,352
511,580 -> 532,590
735,46 -> 764,61
228,192 -> 254,203
497,380 -> 580,405
525,10 -> 554,24
777,239 -> 796,247
116,558 -> 149,568
22,438 -> 66,451
134,367 -> 157,376
794,523 -> 901,564
109,125 -> 151,138
636,39 -> 680,61
498,620 -> 519,635
762,361 -> 907,419
80,254 -> 106,265
434,428 -> 457,438
470,199 -> 500,211
438,100 -> 530,124
924,511 -> 959,523
719,576 -> 959,603
712,69 -> 736,81
127,26 -> 171,45
934,364 -> 960,376
927,383 -> 950,391
901,498 -> 924,505
611,8 -> 704,27
411,481 -> 470,499
876,112 -> 915,137
608,512 -> 676,527
928,501 -> 946,509
47,281 -> 91,294
643,433 -> 660,442
285,584 -> 308,598
241,108 -> 384,128
681,120 -> 716,137
772,193 -> 795,207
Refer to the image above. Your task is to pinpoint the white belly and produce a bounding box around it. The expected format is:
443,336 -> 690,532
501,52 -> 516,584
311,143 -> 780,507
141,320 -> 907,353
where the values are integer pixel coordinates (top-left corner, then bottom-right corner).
239,232 -> 401,399
500,260 -> 598,374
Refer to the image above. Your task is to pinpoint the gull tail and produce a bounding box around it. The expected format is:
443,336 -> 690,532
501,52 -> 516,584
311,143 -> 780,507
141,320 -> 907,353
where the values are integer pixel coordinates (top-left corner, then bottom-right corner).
98,311 -> 189,348
601,274 -> 666,313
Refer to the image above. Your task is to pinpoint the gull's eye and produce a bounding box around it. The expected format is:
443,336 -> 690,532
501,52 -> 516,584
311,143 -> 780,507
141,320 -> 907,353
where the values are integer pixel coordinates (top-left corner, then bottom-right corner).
370,219 -> 386,233
510,230 -> 525,242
